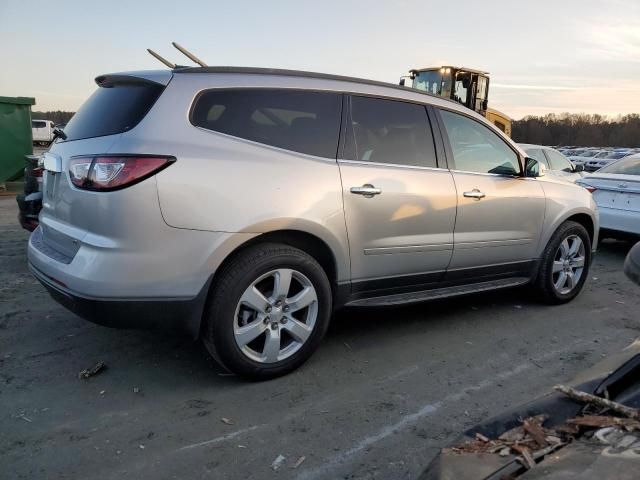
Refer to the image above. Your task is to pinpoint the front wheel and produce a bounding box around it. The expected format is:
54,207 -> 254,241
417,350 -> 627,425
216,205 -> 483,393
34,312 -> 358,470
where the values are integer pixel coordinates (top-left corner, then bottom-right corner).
533,221 -> 591,304
202,243 -> 332,379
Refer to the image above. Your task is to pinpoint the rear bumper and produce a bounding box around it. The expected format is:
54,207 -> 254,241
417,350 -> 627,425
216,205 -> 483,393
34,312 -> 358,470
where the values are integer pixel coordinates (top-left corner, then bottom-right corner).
599,206 -> 640,236
29,262 -> 211,338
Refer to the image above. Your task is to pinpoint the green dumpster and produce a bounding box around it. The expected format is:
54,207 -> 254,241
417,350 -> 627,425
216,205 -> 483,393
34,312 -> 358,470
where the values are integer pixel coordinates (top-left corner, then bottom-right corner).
0,96 -> 35,182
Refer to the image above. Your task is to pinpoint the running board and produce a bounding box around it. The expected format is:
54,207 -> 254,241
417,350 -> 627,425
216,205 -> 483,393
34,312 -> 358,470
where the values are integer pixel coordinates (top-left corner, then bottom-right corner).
345,277 -> 530,307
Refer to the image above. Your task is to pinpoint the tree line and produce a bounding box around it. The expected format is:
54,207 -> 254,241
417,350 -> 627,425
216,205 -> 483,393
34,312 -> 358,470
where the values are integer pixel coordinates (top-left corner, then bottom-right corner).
30,110 -> 640,148
31,111 -> 75,125
512,113 -> 640,147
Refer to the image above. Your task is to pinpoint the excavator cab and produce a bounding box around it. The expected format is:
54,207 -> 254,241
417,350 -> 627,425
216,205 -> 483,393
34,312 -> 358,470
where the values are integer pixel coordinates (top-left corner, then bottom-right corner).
407,66 -> 490,116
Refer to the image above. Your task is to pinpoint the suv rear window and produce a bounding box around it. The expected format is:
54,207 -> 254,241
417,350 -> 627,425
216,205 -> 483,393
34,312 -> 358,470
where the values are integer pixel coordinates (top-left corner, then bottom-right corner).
62,82 -> 164,142
191,89 -> 342,158
32,120 -> 46,128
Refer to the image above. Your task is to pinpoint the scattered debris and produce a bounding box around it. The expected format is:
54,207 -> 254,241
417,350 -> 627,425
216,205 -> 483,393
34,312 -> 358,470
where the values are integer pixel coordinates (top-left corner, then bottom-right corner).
567,415 -> 640,431
293,456 -> 306,469
99,390 -> 106,395
133,387 -> 140,394
139,444 -> 145,449
554,384 -> 640,419
498,447 -> 510,457
78,362 -> 106,379
344,342 -> 352,350
271,454 -> 286,471
221,417 -> 234,425
475,432 -> 490,443
238,444 -> 247,449
514,305 -> 523,309
16,413 -> 32,423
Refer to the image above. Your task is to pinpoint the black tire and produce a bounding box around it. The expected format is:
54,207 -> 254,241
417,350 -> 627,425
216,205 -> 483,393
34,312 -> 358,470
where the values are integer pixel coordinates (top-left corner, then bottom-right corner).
533,221 -> 591,304
202,243 -> 332,379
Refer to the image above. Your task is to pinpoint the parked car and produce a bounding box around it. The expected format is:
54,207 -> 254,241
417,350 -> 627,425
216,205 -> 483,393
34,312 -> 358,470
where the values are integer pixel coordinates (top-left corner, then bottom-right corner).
28,67 -> 598,378
519,144 -> 585,182
567,149 -> 604,166
31,119 -> 55,145
16,154 -> 43,231
584,150 -> 632,172
577,154 -> 640,240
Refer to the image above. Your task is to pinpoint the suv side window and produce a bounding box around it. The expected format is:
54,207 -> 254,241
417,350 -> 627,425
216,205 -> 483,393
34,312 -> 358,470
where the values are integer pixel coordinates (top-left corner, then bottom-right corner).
191,89 -> 342,159
545,149 -> 574,172
344,96 -> 437,168
526,148 -> 550,168
439,109 -> 520,175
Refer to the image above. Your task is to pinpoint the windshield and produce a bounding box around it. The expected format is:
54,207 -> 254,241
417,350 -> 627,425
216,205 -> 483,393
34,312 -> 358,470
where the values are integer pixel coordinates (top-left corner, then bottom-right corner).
606,151 -> 629,159
599,156 -> 640,175
413,70 -> 451,97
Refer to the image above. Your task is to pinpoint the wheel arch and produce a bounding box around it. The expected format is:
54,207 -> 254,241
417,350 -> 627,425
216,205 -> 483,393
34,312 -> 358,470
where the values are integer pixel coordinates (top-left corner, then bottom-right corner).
197,226 -> 350,338
539,208 -> 598,256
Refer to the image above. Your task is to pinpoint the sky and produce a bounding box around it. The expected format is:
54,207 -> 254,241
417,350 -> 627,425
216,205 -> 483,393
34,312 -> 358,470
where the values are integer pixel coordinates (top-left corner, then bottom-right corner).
1,0 -> 639,119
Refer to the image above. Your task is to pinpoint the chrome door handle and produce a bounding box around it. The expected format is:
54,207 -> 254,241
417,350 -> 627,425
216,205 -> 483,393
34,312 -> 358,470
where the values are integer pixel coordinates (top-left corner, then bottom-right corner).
350,184 -> 382,197
463,189 -> 486,200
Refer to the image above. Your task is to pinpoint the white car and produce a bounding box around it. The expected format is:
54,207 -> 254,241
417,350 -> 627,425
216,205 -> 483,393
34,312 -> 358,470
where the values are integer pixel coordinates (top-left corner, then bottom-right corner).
584,150 -> 632,172
577,154 -> 640,239
31,119 -> 55,145
519,144 -> 585,182
568,149 -> 605,166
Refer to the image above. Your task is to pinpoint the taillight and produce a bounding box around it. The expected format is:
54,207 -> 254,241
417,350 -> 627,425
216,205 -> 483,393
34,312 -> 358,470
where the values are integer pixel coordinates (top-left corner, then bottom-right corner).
32,167 -> 44,178
68,155 -> 174,191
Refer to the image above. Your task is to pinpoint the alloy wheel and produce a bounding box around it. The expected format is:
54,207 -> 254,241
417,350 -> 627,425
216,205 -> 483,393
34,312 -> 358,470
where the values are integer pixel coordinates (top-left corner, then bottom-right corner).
233,269 -> 318,363
552,235 -> 586,295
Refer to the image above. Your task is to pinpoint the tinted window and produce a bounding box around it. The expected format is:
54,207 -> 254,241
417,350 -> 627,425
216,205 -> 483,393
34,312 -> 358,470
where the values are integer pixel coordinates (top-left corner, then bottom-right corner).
525,148 -> 549,168
545,149 -> 573,172
440,109 -> 520,175
62,83 -> 164,142
32,120 -> 46,128
344,96 -> 437,168
191,90 -> 342,158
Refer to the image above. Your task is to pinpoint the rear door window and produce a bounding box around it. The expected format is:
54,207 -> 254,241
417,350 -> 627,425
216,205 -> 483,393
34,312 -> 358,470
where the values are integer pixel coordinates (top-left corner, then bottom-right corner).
32,121 -> 46,128
62,82 -> 165,142
544,149 -> 574,172
191,89 -> 342,159
344,95 -> 437,168
525,148 -> 550,168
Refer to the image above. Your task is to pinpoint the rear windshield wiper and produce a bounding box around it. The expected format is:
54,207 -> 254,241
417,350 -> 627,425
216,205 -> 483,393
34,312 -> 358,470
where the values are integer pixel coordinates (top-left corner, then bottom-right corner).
53,127 -> 67,141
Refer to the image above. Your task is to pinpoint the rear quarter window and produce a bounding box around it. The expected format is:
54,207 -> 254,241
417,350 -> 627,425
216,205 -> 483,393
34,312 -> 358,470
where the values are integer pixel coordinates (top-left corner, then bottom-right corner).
191,89 -> 342,158
62,82 -> 165,142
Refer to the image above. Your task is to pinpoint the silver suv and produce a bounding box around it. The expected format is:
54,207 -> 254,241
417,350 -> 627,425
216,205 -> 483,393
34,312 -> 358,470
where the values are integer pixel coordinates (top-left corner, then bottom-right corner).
28,67 -> 598,378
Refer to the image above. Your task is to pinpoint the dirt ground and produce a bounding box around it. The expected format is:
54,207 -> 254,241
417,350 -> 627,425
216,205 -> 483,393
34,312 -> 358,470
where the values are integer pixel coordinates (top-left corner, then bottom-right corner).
1,196 -> 638,480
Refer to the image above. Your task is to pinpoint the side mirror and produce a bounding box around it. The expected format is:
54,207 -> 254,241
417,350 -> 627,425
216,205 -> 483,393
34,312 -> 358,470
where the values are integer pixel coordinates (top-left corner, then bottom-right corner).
482,99 -> 488,111
399,78 -> 406,87
525,157 -> 546,177
574,164 -> 584,172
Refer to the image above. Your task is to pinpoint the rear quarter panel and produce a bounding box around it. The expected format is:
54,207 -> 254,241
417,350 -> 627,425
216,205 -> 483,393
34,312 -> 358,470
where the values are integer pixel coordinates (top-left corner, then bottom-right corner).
120,73 -> 351,282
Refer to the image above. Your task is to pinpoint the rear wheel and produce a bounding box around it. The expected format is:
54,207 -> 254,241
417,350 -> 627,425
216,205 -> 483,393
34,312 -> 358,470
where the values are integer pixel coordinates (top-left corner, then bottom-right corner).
202,243 -> 332,379
533,221 -> 591,304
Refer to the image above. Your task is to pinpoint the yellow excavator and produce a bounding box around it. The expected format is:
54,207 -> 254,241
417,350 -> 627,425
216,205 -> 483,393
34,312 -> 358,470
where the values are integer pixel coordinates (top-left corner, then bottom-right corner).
400,66 -> 512,137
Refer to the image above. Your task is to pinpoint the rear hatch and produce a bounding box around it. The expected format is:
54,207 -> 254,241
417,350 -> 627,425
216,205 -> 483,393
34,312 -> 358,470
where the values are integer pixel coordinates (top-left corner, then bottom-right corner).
39,71 -> 171,258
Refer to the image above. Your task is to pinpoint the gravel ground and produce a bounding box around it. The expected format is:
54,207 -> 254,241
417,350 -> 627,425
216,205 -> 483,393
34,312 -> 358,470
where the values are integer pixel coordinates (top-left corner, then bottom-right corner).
1,196 -> 638,480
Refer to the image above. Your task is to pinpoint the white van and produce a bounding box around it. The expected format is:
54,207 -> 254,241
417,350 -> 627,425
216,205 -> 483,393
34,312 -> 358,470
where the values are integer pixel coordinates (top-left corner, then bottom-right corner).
32,120 -> 55,145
